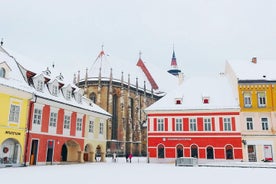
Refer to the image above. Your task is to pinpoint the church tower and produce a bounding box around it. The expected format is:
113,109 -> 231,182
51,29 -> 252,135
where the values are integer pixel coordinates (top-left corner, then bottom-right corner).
167,49 -> 181,76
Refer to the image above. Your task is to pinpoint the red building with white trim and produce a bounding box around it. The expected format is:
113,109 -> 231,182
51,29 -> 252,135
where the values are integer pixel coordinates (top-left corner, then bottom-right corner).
145,75 -> 243,163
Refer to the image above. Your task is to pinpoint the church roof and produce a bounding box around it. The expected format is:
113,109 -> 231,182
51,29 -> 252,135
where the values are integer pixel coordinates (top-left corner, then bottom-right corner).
84,49 -> 178,96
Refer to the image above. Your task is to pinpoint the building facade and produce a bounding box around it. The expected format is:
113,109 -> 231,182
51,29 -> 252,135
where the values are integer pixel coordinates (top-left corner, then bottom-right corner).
145,75 -> 243,163
226,58 -> 276,162
0,46 -> 33,167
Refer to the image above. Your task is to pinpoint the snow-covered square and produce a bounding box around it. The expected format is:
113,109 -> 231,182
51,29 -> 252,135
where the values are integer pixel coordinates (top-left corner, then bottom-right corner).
1,157 -> 276,184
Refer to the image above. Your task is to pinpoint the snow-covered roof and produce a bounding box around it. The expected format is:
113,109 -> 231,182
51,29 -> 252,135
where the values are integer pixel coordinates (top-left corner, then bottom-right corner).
84,50 -> 178,96
145,74 -> 239,112
0,46 -> 34,93
226,58 -> 276,81
0,46 -> 110,117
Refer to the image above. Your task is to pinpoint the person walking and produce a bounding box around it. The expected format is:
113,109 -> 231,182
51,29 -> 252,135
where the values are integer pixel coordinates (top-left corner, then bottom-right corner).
125,153 -> 129,162
128,153 -> 133,163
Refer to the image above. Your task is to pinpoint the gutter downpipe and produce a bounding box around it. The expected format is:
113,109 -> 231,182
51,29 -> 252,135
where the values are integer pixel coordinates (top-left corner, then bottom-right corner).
24,93 -> 36,166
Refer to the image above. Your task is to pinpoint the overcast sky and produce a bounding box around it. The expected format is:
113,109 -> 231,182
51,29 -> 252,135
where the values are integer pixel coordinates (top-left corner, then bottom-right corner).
1,0 -> 276,79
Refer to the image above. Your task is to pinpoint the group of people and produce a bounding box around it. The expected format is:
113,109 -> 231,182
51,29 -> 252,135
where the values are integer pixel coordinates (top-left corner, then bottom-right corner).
125,153 -> 133,163
111,152 -> 133,163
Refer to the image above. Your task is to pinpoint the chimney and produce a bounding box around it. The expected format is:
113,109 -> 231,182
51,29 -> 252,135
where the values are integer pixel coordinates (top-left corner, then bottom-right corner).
251,57 -> 257,64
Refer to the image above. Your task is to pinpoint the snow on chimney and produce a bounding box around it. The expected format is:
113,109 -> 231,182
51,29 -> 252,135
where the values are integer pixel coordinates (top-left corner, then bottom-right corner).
251,57 -> 257,64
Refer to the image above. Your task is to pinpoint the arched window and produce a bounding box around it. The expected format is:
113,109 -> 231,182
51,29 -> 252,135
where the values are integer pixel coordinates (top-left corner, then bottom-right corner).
89,92 -> 96,103
191,144 -> 198,158
0,67 -> 5,78
158,144 -> 165,158
176,145 -> 184,158
225,145 -> 233,159
206,146 -> 214,159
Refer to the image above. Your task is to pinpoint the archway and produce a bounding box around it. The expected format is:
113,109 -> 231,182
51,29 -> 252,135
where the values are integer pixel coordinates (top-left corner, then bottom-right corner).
206,146 -> 214,159
157,144 -> 165,158
61,140 -> 81,162
191,144 -> 198,158
225,145 -> 233,159
84,144 -> 93,162
0,138 -> 21,165
176,144 -> 184,158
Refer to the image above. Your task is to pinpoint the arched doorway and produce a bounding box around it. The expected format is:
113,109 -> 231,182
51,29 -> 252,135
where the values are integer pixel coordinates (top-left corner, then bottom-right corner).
84,144 -> 93,162
206,146 -> 214,159
157,144 -> 165,158
176,144 -> 184,158
225,145 -> 233,159
61,140 -> 81,162
61,144 -> 67,161
191,144 -> 198,158
0,138 -> 21,165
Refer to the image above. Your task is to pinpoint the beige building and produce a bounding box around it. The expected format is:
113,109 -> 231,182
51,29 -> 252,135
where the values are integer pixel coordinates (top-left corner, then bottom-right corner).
226,57 -> 276,162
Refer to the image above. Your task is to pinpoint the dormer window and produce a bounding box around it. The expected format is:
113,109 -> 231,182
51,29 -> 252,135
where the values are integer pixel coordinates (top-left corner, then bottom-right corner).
37,80 -> 44,92
57,73 -> 64,81
52,85 -> 58,96
202,97 -> 209,104
66,90 -> 71,100
175,98 -> 182,105
0,67 -> 6,78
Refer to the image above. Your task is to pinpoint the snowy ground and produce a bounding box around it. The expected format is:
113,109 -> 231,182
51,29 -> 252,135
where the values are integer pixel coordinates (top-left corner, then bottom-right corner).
1,157 -> 276,184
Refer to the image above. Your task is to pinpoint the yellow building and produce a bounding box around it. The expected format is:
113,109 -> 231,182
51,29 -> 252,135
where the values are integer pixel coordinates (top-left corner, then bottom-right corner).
226,57 -> 276,162
0,46 -> 33,166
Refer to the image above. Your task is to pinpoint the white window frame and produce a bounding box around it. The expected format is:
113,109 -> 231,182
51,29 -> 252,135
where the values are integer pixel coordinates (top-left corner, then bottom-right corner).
157,118 -> 164,131
52,85 -> 58,96
258,92 -> 266,108
261,117 -> 269,130
49,111 -> 58,127
37,80 -> 44,92
243,92 -> 252,108
204,118 -> 212,131
64,115 -> 71,129
223,117 -> 232,131
8,103 -> 20,123
175,118 -> 182,131
76,117 -> 82,131
66,90 -> 71,100
246,117 -> 253,130
33,108 -> 42,125
89,120 -> 94,133
189,118 -> 197,131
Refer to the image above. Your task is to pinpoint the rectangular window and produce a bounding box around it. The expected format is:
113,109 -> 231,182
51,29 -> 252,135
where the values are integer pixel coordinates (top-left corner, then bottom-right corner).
76,118 -> 82,131
243,92 -> 252,108
89,120 -> 94,133
9,104 -> 20,123
33,108 -> 42,125
64,115 -> 70,129
52,85 -> 58,96
37,80 -> 44,91
66,90 -> 71,100
246,117 -> 253,130
99,121 -> 104,134
157,118 -> 164,131
175,118 -> 183,131
261,117 -> 269,130
224,117 -> 231,131
204,118 -> 211,131
258,92 -> 266,107
189,118 -> 197,131
49,112 -> 57,127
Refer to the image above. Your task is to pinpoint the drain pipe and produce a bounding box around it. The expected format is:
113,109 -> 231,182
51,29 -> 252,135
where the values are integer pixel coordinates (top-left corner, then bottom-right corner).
24,93 -> 36,166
